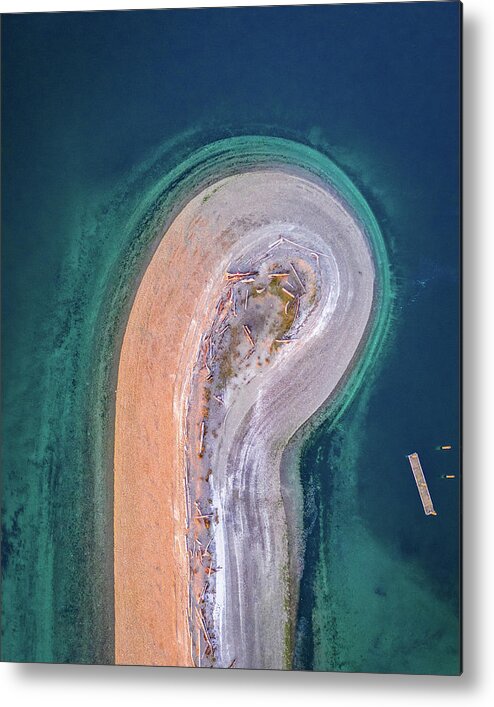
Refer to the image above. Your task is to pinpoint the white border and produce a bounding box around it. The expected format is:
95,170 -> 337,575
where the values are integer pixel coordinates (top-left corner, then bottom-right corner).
0,0 -> 469,13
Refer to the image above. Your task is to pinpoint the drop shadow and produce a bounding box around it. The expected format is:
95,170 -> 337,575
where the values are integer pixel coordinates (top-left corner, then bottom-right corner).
460,7 -> 482,692
10,660 -> 464,693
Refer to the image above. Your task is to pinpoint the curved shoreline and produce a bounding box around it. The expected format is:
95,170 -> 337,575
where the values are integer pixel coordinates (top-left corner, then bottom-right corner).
115,156 -> 388,667
102,136 -> 391,667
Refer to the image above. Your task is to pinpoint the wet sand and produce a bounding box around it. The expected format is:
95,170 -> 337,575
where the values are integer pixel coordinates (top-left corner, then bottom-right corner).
114,168 -> 375,667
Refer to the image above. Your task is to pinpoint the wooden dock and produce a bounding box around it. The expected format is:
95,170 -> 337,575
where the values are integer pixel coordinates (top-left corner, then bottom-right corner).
407,452 -> 437,516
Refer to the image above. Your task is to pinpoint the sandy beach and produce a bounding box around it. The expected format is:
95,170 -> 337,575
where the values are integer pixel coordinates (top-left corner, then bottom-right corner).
114,168 -> 375,667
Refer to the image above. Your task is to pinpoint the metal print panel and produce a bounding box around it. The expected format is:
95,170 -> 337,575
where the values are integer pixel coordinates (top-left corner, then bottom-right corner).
1,2 -> 462,673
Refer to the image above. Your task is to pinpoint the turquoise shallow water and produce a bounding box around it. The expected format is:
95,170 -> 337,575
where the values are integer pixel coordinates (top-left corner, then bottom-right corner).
1,4 -> 460,671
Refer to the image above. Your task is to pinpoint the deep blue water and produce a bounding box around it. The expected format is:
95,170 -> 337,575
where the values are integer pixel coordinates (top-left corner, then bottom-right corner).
1,2 -> 460,671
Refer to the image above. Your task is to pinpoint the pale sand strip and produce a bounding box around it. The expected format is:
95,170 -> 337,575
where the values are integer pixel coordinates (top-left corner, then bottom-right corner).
114,178 -> 237,666
114,169 -> 374,667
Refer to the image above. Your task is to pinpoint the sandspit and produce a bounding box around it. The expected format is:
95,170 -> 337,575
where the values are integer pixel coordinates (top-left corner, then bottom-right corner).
114,168 -> 375,668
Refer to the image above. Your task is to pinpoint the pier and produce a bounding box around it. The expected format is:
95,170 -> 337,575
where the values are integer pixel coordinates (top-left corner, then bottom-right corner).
407,452 -> 437,516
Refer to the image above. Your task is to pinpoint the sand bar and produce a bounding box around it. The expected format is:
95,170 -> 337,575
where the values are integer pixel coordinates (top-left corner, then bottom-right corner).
114,169 -> 375,667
